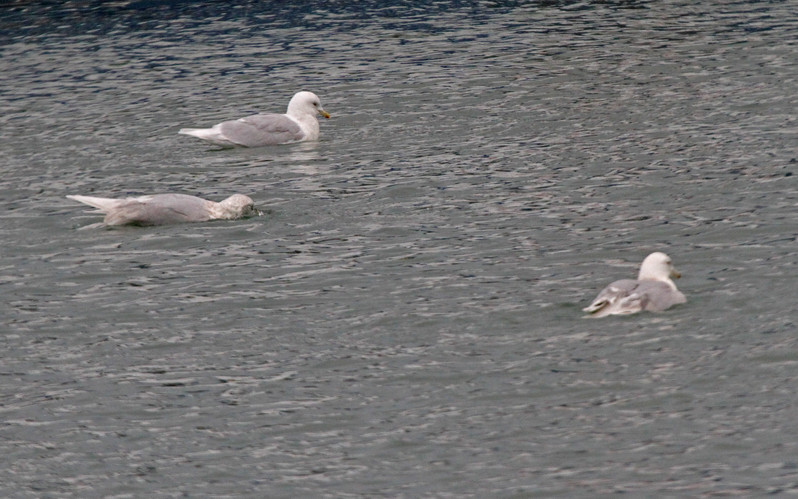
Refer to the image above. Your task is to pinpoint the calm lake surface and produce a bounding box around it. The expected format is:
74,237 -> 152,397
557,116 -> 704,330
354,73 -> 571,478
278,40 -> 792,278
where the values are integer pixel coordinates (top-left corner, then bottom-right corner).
2,1 -> 797,496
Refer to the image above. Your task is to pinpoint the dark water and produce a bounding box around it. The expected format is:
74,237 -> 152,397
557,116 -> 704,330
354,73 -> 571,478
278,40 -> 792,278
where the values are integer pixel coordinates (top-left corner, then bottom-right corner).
2,1 -> 797,496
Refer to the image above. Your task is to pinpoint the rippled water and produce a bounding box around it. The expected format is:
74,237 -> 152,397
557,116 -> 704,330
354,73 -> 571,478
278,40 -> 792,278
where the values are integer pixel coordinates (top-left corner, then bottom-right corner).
2,1 -> 797,496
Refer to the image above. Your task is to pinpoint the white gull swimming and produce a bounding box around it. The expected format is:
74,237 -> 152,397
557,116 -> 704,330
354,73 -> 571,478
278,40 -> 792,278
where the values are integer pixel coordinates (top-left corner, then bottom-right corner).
583,252 -> 686,318
179,91 -> 330,147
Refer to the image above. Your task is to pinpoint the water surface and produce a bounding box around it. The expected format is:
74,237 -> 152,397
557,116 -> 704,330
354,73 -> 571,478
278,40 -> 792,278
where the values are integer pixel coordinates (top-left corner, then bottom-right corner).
2,1 -> 797,496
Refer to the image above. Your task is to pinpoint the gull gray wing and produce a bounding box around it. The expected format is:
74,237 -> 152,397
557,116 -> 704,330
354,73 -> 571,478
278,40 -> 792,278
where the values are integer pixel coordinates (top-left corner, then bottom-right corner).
217,113 -> 305,147
104,194 -> 214,226
583,279 -> 641,317
583,279 -> 685,317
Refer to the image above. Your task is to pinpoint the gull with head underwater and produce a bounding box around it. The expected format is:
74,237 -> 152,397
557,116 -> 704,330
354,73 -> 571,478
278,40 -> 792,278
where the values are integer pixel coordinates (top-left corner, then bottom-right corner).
67,193 -> 257,228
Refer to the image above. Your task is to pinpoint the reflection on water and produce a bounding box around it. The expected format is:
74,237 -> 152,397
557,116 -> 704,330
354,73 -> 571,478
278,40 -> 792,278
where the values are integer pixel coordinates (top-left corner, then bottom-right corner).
2,1 -> 798,496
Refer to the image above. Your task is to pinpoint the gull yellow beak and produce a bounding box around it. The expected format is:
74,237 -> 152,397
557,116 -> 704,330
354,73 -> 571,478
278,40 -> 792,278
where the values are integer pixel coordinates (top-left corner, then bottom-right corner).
670,268 -> 681,279
319,109 -> 331,119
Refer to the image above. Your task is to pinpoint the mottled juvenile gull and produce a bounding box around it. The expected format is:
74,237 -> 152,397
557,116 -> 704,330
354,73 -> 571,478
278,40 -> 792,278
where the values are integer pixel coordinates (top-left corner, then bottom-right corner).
67,193 -> 256,227
583,252 -> 686,318
179,91 -> 330,147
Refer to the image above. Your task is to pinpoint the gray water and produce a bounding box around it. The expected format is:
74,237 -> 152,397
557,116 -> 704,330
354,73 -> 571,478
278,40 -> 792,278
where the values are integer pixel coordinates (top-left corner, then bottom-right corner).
2,1 -> 797,496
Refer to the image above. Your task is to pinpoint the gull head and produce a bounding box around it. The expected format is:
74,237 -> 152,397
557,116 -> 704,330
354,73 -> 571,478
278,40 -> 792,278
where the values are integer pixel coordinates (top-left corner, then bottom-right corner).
638,252 -> 681,288
216,194 -> 257,219
287,91 -> 330,119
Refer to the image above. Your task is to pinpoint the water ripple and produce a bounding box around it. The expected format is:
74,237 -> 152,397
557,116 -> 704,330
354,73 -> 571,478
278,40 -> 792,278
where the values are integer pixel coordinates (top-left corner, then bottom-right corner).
2,1 -> 798,496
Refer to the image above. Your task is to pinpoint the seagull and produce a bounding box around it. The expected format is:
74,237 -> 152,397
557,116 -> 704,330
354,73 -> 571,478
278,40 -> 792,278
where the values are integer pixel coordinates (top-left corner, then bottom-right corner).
67,193 -> 256,227
179,91 -> 330,147
583,252 -> 686,318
